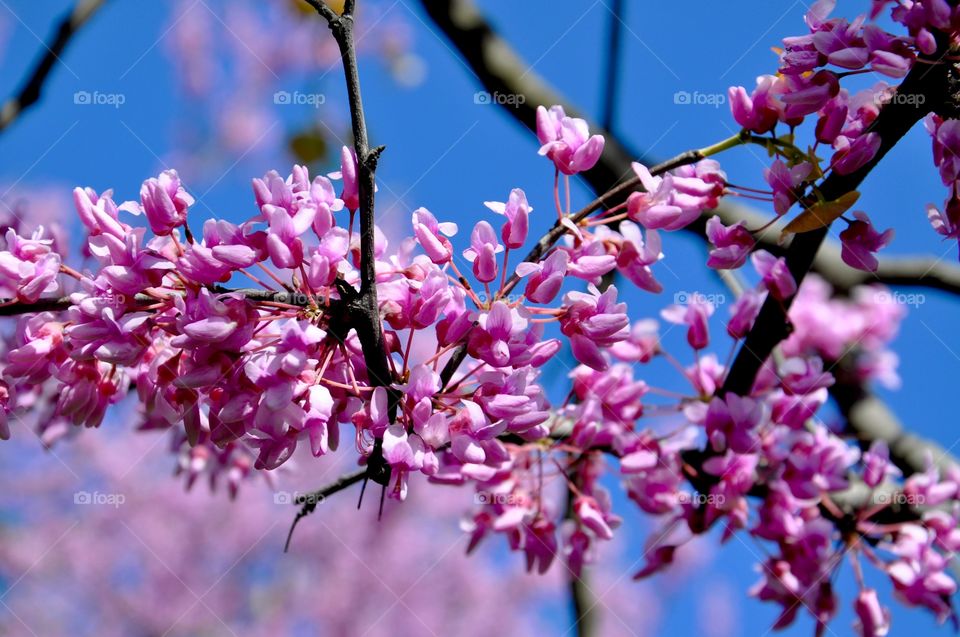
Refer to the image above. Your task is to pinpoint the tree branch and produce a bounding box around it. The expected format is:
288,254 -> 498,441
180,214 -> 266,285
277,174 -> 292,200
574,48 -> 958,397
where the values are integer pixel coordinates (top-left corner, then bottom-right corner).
305,1 -> 393,396
0,0 -> 106,132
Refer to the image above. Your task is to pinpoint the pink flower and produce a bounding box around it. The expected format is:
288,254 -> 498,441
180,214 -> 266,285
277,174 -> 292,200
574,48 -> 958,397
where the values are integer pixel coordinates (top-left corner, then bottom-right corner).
516,249 -> 568,304
615,221 -> 662,292
839,211 -> 893,271
559,285 -> 630,371
661,297 -> 714,350
728,289 -> 766,339
765,160 -> 812,216
412,207 -> 457,264
333,146 -> 360,212
854,588 -> 891,637
485,188 -> 530,249
728,75 -> 783,134
0,228 -> 61,303
886,524 -> 958,623
138,169 -> 194,236
706,217 -> 754,269
832,132 -> 881,175
705,393 -> 767,453
535,105 -> 605,175
463,220 -> 502,283
862,439 -> 901,488
927,114 -> 960,186
752,250 -> 797,300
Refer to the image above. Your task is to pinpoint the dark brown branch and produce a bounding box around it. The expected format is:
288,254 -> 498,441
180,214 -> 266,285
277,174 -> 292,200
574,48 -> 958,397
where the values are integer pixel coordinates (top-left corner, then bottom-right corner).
0,0 -> 105,132
283,467 -> 366,552
304,1 -> 393,398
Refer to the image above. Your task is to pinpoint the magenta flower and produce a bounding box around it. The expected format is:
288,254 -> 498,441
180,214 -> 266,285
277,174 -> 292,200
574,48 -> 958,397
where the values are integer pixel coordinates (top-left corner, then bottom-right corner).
485,188 -> 530,249
535,105 -> 605,175
816,95 -> 849,144
705,393 -> 767,453
560,285 -> 630,371
331,145 -> 360,212
886,524 -> 958,623
832,132 -> 881,175
765,159 -> 812,216
839,211 -> 893,271
516,249 -> 568,304
862,439 -> 901,488
627,160 -> 720,231
727,289 -> 766,339
138,169 -> 194,236
661,297 -> 714,350
616,221 -> 662,292
854,588 -> 891,637
463,220 -> 502,283
0,228 -> 61,302
705,217 -> 754,269
752,250 -> 797,300
728,75 -> 783,134
412,207 -> 457,264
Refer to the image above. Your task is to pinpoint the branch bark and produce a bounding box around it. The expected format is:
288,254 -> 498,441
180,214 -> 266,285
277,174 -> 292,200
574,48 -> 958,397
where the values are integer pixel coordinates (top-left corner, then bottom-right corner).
0,0 -> 106,132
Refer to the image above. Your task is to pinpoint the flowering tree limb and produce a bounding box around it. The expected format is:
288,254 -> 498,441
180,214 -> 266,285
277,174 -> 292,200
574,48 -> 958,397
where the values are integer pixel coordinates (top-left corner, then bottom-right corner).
419,0 -> 960,299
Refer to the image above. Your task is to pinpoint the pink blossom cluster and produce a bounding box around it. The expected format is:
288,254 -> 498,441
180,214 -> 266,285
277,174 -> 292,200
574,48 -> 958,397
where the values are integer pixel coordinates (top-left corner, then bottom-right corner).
721,0 -> 960,271
1,1 -> 959,628
0,91 -> 954,634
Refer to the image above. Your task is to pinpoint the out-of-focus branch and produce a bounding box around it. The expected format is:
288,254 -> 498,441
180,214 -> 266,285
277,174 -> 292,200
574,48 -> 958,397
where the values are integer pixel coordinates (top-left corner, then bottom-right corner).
600,0 -> 624,133
0,0 -> 106,132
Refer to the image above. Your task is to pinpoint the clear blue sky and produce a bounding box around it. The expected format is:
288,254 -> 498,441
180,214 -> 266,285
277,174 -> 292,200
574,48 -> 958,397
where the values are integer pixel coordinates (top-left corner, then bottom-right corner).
0,1 -> 957,635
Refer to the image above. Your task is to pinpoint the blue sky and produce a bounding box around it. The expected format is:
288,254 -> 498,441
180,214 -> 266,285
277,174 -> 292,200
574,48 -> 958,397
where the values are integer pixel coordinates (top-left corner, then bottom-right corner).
0,0 -> 958,635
